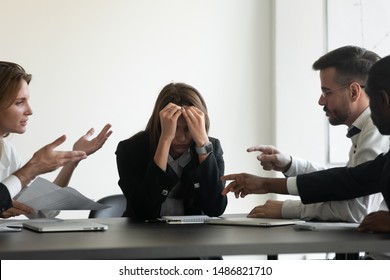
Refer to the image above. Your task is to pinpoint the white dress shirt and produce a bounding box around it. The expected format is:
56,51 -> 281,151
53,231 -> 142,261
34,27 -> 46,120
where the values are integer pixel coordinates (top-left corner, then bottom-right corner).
283,108 -> 389,222
1,138 -> 59,218
0,138 -> 23,198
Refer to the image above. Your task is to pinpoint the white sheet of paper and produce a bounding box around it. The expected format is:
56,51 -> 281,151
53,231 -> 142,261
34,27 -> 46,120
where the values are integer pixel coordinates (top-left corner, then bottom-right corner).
15,177 -> 109,211
0,220 -> 23,232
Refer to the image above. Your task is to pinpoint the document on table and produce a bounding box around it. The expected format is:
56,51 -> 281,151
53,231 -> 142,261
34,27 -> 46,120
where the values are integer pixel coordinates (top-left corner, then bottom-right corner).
15,177 -> 109,211
0,220 -> 24,232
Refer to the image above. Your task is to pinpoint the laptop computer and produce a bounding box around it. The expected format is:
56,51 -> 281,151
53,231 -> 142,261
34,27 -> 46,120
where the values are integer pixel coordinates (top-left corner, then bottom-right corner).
293,221 -> 359,231
159,215 -> 220,224
23,219 -> 108,233
205,217 -> 296,227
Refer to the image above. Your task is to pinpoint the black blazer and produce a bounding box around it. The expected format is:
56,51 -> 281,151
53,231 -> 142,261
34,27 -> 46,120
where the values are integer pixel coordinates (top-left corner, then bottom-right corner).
0,183 -> 12,214
297,151 -> 390,209
116,131 -> 227,220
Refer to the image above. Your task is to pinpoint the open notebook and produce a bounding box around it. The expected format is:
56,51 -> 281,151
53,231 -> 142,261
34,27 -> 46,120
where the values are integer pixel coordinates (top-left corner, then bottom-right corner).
23,219 -> 108,233
205,217 -> 296,227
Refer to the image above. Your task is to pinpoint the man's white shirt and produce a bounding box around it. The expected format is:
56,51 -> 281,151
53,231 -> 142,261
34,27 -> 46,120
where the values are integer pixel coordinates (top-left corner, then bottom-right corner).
283,108 -> 389,222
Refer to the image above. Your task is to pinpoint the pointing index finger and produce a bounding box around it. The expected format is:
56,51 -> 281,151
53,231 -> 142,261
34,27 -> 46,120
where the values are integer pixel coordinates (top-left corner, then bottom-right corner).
220,174 -> 239,182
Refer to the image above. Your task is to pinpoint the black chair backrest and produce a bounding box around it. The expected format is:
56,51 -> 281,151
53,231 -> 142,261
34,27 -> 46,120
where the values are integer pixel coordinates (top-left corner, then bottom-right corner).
88,194 -> 126,218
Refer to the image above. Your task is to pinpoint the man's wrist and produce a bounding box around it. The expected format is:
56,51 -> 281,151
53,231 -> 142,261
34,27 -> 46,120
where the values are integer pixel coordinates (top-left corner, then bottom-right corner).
265,178 -> 288,194
282,156 -> 293,173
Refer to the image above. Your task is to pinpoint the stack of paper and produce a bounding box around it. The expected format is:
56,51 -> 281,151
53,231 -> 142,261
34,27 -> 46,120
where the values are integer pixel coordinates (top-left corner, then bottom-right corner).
15,177 -> 109,211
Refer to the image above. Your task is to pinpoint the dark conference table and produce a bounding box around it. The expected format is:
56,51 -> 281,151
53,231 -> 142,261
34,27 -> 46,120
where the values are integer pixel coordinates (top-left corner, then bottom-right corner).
1,217 -> 390,259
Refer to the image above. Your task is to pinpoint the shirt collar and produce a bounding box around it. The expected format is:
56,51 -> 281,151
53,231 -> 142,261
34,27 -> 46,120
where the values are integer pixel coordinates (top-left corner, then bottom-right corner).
168,149 -> 192,176
350,107 -> 371,132
346,107 -> 371,139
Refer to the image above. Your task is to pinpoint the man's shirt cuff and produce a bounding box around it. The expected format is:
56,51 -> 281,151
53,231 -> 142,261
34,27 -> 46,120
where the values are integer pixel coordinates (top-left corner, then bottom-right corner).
286,177 -> 299,195
2,175 -> 22,198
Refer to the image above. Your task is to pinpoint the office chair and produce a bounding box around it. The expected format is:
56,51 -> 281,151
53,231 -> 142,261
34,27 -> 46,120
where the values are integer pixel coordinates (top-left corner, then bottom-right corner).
88,194 -> 126,218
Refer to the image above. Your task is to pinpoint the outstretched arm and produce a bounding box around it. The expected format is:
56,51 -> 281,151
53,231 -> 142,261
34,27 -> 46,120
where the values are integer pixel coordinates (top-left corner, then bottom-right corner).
221,173 -> 288,198
54,124 -> 112,187
13,135 -> 87,187
247,145 -> 292,172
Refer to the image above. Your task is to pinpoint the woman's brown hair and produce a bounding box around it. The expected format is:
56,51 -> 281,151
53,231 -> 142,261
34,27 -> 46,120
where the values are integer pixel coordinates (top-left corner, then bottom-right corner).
0,61 -> 32,112
145,82 -> 210,151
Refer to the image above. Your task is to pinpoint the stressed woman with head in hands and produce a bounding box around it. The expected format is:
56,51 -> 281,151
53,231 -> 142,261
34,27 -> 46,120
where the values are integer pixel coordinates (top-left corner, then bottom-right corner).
116,83 -> 227,220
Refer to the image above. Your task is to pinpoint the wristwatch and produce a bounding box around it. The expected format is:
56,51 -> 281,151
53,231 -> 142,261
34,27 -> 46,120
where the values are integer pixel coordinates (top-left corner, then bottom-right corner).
195,142 -> 213,155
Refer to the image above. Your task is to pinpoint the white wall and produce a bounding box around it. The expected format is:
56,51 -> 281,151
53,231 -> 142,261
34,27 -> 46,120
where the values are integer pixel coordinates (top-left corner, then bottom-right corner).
273,0 -> 328,260
327,0 -> 390,164
1,0 -> 275,218
274,0 -> 327,166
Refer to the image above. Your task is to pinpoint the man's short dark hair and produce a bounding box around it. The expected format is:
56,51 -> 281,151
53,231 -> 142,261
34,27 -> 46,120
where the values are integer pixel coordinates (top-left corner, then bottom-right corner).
312,45 -> 381,85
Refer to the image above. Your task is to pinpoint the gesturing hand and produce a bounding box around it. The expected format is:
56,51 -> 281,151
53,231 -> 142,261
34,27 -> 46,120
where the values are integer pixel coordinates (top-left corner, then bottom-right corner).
73,123 -> 113,156
247,145 -> 292,172
29,135 -> 87,173
221,173 -> 267,198
14,135 -> 87,186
